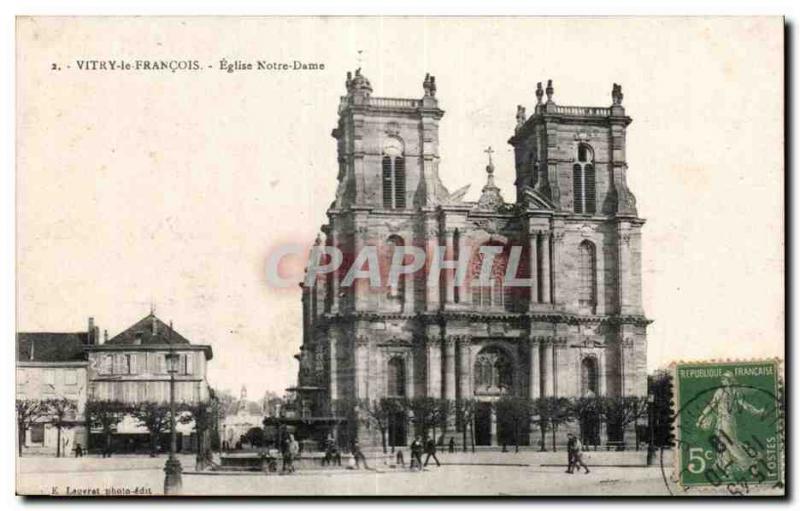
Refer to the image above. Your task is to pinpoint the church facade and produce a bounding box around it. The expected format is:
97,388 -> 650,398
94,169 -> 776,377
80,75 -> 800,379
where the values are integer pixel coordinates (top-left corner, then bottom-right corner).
295,70 -> 649,448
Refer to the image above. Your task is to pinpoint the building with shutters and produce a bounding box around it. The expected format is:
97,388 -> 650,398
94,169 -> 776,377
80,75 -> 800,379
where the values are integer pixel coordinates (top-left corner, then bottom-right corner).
15,320 -> 97,455
84,313 -> 214,453
295,71 -> 650,448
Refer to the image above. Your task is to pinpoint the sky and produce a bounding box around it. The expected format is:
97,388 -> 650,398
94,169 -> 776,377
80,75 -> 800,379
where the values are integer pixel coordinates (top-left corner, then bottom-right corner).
16,17 -> 784,398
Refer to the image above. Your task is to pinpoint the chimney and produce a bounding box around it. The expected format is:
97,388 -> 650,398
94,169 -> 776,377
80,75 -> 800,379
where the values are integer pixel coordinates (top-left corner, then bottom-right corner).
103,329 -> 108,343
151,315 -> 158,335
88,317 -> 95,345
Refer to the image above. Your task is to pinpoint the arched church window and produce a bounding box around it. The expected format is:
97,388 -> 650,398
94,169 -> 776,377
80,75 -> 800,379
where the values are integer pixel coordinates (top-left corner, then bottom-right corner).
387,356 -> 406,397
573,143 -> 596,214
470,244 -> 508,309
581,357 -> 599,396
473,346 -> 513,395
382,138 -> 406,209
578,240 -> 597,310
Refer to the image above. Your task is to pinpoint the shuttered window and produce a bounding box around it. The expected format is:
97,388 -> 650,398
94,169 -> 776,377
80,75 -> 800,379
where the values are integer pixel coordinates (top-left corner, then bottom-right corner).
573,144 -> 596,214
382,155 -> 406,209
573,164 -> 583,213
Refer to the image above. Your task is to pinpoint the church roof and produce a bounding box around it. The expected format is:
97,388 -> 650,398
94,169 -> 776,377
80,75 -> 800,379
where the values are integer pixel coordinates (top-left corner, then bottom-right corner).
105,314 -> 192,346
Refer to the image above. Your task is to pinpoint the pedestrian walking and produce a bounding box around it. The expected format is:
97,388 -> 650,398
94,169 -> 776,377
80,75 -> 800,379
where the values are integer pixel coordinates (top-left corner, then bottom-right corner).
288,434 -> 300,473
74,443 -> 83,458
566,433 -> 590,474
282,434 -> 297,474
423,434 -> 441,467
409,436 -> 424,471
395,449 -> 406,468
352,439 -> 369,469
448,437 -> 455,453
566,434 -> 576,473
572,435 -> 590,474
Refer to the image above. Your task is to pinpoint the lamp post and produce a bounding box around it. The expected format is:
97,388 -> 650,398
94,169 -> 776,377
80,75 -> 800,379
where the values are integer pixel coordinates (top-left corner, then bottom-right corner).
164,350 -> 182,494
646,393 -> 656,466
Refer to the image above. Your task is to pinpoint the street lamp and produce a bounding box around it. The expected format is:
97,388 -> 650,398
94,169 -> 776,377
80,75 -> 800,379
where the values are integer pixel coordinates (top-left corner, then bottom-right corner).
646,393 -> 656,466
164,350 -> 182,494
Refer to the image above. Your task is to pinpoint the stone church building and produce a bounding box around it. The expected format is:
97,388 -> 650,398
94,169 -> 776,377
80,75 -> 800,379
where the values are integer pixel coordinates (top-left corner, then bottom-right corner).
295,69 -> 649,448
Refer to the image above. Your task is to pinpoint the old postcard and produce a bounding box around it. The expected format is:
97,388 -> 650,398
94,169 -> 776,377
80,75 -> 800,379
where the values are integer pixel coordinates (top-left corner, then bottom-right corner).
15,16 -> 784,497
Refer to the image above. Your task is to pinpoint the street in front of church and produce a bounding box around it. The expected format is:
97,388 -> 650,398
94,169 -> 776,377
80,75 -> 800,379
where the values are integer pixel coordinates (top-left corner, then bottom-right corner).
19,451 -> 683,496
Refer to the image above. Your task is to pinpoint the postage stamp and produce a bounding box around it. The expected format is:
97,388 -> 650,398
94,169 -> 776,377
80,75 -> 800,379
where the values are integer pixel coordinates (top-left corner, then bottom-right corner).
672,360 -> 784,493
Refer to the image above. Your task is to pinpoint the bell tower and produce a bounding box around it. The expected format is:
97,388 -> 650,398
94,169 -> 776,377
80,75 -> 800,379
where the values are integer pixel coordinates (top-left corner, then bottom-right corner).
508,80 -> 637,217
330,69 -> 448,210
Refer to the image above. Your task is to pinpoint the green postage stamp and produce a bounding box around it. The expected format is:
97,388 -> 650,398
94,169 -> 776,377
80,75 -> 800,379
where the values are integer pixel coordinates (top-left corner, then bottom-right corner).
673,359 -> 784,492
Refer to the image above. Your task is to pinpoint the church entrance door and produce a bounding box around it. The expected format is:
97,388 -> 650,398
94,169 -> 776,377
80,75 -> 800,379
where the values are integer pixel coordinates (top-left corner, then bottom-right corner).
388,410 -> 407,447
474,402 -> 492,446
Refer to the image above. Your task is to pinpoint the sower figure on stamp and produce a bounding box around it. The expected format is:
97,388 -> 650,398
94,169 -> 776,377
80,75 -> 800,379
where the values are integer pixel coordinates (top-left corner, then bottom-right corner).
696,371 -> 766,475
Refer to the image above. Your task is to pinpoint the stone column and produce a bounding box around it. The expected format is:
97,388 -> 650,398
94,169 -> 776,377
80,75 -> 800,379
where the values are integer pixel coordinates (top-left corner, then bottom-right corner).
427,338 -> 442,398
490,406 -> 497,446
443,337 -> 457,401
444,229 -> 455,305
529,233 -> 539,307
457,337 -> 471,400
329,327 -> 339,405
528,339 -> 541,399
541,340 -> 554,397
551,232 -> 563,305
598,350 -> 607,397
540,233 -> 551,304
405,353 -> 414,399
425,221 -> 440,311
328,222 -> 340,313
403,259 -> 414,313
355,337 -> 369,400
617,226 -> 631,314
353,223 -> 367,311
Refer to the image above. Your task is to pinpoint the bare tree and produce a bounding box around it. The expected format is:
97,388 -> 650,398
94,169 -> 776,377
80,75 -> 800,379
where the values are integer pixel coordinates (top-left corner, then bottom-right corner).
131,401 -> 171,457
361,398 -> 404,453
495,396 -> 532,452
86,400 -> 128,456
600,396 -> 649,449
16,399 -> 49,457
457,398 -> 478,453
42,398 -> 78,457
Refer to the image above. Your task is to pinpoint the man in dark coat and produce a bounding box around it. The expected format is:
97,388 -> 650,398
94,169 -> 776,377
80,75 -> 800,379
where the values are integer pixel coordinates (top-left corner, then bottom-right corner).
423,434 -> 441,467
352,439 -> 369,469
409,436 -> 424,470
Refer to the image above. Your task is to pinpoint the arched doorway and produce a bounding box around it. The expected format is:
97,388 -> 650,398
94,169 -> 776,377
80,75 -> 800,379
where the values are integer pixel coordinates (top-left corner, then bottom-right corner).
472,346 -> 515,446
386,357 -> 407,447
579,357 -> 601,446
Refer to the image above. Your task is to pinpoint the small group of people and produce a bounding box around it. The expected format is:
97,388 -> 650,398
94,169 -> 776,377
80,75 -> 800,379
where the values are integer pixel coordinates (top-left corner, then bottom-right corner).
397,434 -> 440,471
565,433 -> 590,474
